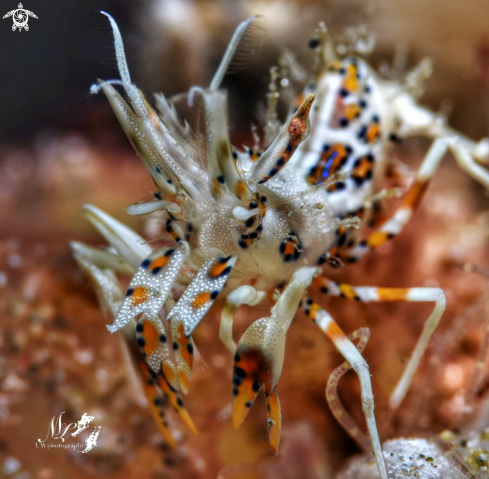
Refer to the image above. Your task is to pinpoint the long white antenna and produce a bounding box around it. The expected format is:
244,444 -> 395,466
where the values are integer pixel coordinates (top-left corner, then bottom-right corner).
209,16 -> 258,90
101,11 -> 131,84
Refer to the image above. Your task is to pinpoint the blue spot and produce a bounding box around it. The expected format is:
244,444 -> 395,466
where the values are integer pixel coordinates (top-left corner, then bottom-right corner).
141,259 -> 151,269
268,168 -> 278,177
126,288 -> 134,297
276,157 -> 285,167
217,175 -> 225,184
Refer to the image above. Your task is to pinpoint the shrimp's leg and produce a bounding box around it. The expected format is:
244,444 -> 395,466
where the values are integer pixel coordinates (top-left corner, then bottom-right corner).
311,276 -> 446,408
335,138 -> 488,265
302,300 -> 388,479
219,285 -> 266,355
232,267 -> 320,453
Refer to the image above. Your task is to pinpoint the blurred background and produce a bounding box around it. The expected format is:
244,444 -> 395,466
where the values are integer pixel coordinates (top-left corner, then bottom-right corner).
2,1 -> 489,478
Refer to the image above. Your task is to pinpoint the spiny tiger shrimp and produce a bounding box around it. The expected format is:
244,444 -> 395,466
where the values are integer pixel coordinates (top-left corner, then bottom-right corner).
72,13 -> 489,479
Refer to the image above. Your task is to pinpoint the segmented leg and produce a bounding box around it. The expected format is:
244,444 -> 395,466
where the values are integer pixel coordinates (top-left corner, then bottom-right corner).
326,327 -> 371,451
72,248 -> 196,443
232,267 -> 320,453
168,254 -> 237,393
303,300 -> 388,479
337,138 -> 489,264
219,285 -> 266,355
312,275 -> 446,408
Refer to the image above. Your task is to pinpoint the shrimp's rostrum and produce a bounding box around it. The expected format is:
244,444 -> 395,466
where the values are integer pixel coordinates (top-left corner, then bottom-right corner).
74,13 -> 489,479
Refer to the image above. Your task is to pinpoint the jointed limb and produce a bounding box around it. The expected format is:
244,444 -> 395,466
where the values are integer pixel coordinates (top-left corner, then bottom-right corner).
312,275 -> 446,408
303,299 -> 388,479
219,285 -> 266,355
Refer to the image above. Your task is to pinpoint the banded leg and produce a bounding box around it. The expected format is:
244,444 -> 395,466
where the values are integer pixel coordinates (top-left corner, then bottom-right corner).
219,285 -> 266,355
312,276 -> 446,408
326,327 -> 371,451
303,300 -> 388,479
338,138 -> 489,263
72,250 -> 196,443
232,267 -> 320,453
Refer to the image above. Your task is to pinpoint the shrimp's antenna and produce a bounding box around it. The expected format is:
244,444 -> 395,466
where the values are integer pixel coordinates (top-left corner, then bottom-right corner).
209,16 -> 263,90
101,11 -> 131,84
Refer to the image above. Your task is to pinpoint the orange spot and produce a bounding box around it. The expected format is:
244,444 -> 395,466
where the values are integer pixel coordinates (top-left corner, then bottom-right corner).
130,286 -> 149,306
283,241 -> 296,257
377,288 -> 409,301
266,388 -> 282,454
401,178 -> 429,211
208,259 -> 229,278
178,369 -> 190,394
366,123 -> 381,143
139,319 -> 159,353
325,320 -> 348,342
343,63 -> 359,94
367,231 -> 390,249
308,302 -> 321,320
235,180 -> 248,199
192,292 -> 210,309
162,361 -> 177,386
211,178 -> 222,197
352,156 -> 373,181
343,103 -> 362,121
338,283 -> 358,300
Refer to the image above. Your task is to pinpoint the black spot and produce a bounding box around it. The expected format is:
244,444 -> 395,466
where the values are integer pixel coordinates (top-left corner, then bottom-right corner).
339,68 -> 346,75
217,175 -> 225,184
339,118 -> 349,128
334,182 -> 346,191
308,37 -> 319,49
147,378 -> 154,385
221,255 -> 233,263
167,179 -> 173,185
187,223 -> 194,232
318,255 -> 326,265
279,242 -> 286,253
235,367 -> 246,378
233,387 -> 239,397
177,397 -> 184,408
245,217 -> 254,228
359,99 -> 367,109
339,88 -> 349,98
354,295 -> 361,301
268,167 -> 278,177
249,232 -> 258,239
387,233 -> 395,239
245,401 -> 253,408
353,176 -> 364,187
323,143 -> 331,151
155,166 -> 162,174
345,145 -> 353,154
232,151 -> 238,159
234,353 -> 241,362
285,143 -> 293,153
366,153 -> 374,163
256,224 -> 263,232
372,114 -> 380,123
136,323 -> 144,333
304,308 -> 310,316
250,201 -> 258,208
321,286 -> 329,294
137,337 -> 145,348
306,298 -> 313,305
187,343 -> 194,355
159,411 -> 165,417
353,158 -> 361,168
152,267 -> 162,275
173,342 -> 179,350
221,266 -> 232,276
252,381 -> 261,392
364,85 -> 371,94
141,259 -> 151,269
153,192 -> 162,200
154,397 -> 162,406
159,334 -> 167,343
257,179 -> 265,184
358,126 -> 367,139
210,290 -> 219,300
276,157 -> 285,167
359,240 -> 367,247
388,133 -> 402,143
233,377 -> 242,386
126,288 -> 134,297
